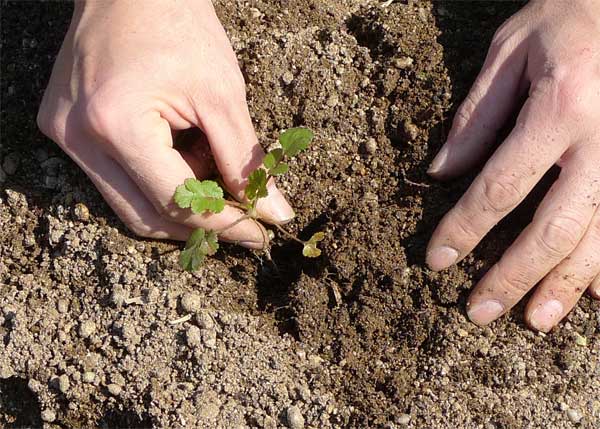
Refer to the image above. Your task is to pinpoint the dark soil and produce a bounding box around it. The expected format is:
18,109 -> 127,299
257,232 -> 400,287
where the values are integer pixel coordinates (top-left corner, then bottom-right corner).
2,1 -> 599,428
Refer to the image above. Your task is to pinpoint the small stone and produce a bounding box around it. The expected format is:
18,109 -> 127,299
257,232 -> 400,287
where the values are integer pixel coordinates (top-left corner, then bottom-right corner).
574,332 -> 587,346
82,371 -> 95,383
403,120 -> 419,141
186,325 -> 202,348
41,409 -> 56,423
456,328 -> 469,338
73,203 -> 90,222
111,285 -> 129,307
326,94 -> 339,107
107,383 -> 122,396
567,408 -> 582,424
79,320 -> 96,339
2,152 -> 19,175
58,374 -> 70,393
34,147 -> 49,163
43,176 -> 58,189
196,311 -> 215,330
397,414 -> 411,425
364,138 -> 377,154
180,292 -> 202,313
27,379 -> 42,393
57,299 -> 69,313
282,71 -> 294,85
393,56 -> 414,69
202,329 -> 217,348
286,405 -> 305,429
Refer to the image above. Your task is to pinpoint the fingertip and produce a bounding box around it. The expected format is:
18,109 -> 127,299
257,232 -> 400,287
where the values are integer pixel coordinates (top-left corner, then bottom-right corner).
427,145 -> 449,178
526,299 -> 563,333
426,245 -> 459,271
256,181 -> 295,225
466,299 -> 505,326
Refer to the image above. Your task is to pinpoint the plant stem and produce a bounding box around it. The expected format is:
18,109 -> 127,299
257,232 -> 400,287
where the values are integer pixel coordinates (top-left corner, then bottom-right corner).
217,215 -> 251,234
225,200 -> 246,209
274,224 -> 305,245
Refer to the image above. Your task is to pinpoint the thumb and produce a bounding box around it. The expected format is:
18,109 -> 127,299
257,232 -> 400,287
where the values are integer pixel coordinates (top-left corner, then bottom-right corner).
198,89 -> 295,225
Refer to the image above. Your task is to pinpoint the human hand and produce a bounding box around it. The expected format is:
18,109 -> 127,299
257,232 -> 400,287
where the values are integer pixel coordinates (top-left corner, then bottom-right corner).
37,0 -> 294,248
426,0 -> 600,331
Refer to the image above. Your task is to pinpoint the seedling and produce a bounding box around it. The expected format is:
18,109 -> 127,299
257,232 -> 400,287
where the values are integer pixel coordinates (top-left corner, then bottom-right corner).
173,127 -> 323,271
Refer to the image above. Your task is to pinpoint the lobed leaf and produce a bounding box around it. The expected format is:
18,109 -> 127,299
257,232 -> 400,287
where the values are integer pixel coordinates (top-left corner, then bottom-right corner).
174,179 -> 225,214
279,127 -> 314,157
263,148 -> 284,170
245,168 -> 268,201
269,163 -> 289,176
179,228 -> 220,271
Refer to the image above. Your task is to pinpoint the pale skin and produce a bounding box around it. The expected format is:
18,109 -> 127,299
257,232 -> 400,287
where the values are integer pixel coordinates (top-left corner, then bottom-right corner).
39,0 -> 600,332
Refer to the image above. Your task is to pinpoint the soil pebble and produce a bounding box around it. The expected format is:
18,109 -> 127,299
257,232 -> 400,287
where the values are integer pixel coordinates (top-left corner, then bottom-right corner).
286,405 -> 305,429
186,325 -> 203,348
41,409 -> 56,423
181,292 -> 202,313
2,152 -> 19,175
82,372 -> 95,383
73,203 -> 90,222
397,414 -> 411,425
107,384 -> 122,396
78,320 -> 96,339
57,374 -> 70,394
567,408 -> 583,424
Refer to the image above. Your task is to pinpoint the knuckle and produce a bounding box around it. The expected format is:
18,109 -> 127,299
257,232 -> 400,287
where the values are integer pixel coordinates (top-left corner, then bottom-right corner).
36,102 -> 64,143
126,221 -> 153,238
532,65 -> 587,116
36,108 -> 54,138
537,214 -> 585,256
479,173 -> 524,214
156,202 -> 182,222
205,69 -> 247,108
493,263 -> 532,295
85,94 -> 120,138
453,91 -> 480,130
450,209 -> 481,244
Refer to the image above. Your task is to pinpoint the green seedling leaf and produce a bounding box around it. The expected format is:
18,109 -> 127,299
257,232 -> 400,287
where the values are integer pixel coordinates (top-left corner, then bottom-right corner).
279,127 -> 314,157
245,168 -> 268,201
179,228 -> 219,271
302,231 -> 325,258
263,148 -> 284,170
269,163 -> 289,176
174,179 -> 225,214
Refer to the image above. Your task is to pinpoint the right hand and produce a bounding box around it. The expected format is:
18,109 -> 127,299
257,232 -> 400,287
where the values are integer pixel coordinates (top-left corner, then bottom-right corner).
37,0 -> 294,248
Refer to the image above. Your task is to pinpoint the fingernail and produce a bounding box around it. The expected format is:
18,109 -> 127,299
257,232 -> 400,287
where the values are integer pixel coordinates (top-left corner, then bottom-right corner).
467,300 -> 505,326
239,240 -> 266,250
261,183 -> 295,224
529,299 -> 563,333
426,246 -> 459,271
427,146 -> 449,175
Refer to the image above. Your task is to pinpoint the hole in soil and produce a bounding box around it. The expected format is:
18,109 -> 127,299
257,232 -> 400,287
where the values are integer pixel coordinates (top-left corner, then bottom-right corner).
345,13 -> 395,60
98,408 -> 153,429
0,377 -> 42,428
255,212 -> 329,337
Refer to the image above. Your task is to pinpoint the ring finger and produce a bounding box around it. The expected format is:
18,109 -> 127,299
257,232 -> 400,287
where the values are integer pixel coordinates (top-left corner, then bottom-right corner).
525,207 -> 600,332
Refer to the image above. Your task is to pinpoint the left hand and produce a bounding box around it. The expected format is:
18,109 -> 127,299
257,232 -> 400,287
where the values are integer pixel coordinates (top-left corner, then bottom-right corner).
426,0 -> 600,332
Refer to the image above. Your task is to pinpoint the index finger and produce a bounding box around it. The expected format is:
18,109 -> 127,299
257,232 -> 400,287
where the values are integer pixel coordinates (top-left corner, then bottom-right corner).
426,93 -> 569,271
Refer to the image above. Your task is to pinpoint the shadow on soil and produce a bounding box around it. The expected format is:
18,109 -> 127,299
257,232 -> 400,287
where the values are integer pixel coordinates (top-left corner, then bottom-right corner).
0,377 -> 42,428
